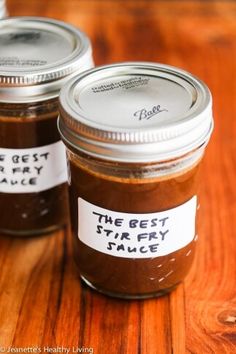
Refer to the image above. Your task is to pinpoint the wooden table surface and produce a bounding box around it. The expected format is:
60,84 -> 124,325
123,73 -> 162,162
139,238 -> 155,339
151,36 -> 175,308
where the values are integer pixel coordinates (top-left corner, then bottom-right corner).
1,1 -> 236,353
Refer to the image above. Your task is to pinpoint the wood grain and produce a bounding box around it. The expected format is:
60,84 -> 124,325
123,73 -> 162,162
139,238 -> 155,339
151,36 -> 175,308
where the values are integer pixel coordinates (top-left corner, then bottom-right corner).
0,0 -> 236,353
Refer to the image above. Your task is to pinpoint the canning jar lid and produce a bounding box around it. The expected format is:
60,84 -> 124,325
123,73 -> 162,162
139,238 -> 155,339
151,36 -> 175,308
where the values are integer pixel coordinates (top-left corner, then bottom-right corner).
58,62 -> 213,163
0,17 -> 93,102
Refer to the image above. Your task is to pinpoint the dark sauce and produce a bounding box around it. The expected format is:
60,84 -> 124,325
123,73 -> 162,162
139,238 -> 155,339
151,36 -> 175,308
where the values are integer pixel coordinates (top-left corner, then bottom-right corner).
0,100 -> 69,236
68,154 -> 201,298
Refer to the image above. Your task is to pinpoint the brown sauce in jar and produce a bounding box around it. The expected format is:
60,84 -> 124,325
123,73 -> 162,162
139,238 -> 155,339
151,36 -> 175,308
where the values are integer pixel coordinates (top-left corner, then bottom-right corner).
0,101 -> 69,236
69,153 -> 201,298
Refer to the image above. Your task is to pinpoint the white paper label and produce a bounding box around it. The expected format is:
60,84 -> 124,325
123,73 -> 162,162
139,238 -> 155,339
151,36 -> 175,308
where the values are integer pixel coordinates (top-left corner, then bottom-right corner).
78,196 -> 197,259
0,141 -> 67,193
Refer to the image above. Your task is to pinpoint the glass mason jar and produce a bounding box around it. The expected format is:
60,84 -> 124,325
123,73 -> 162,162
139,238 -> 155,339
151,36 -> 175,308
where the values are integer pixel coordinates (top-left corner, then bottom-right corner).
58,62 -> 214,299
0,17 -> 94,236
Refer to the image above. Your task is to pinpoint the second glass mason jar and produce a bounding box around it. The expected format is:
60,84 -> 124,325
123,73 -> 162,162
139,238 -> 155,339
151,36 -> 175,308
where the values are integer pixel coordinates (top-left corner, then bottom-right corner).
58,62 -> 213,299
0,17 -> 94,236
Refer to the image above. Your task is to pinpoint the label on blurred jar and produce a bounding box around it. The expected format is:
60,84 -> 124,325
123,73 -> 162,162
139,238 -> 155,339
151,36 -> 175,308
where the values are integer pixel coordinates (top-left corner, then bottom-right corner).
0,141 -> 67,193
78,196 -> 197,259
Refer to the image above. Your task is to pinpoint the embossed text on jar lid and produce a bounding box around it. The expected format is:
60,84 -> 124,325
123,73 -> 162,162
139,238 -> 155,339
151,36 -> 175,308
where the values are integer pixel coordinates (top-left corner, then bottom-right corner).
0,16 -> 93,102
58,62 -> 213,162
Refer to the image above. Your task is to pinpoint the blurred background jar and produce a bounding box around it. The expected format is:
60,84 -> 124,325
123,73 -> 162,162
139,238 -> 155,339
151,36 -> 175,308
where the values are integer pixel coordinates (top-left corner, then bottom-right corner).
0,16 -> 94,236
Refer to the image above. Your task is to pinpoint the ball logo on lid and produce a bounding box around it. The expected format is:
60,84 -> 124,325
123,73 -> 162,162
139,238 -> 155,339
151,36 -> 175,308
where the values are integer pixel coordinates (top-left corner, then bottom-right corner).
133,104 -> 168,121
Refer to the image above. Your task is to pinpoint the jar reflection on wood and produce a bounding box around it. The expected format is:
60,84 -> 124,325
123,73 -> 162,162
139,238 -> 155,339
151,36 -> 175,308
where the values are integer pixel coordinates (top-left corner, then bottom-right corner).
58,62 -> 213,299
0,17 -> 94,236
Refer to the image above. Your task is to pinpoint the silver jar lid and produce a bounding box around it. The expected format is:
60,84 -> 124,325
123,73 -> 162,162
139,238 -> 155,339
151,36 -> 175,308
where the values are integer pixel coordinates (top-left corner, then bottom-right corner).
0,17 -> 93,102
58,62 -> 213,163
